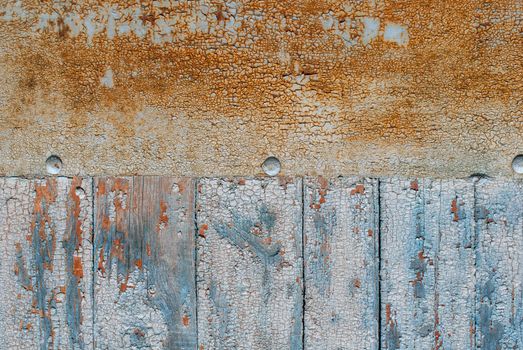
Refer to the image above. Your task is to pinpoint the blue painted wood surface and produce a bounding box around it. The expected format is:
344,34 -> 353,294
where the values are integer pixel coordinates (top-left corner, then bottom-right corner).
0,176 -> 521,349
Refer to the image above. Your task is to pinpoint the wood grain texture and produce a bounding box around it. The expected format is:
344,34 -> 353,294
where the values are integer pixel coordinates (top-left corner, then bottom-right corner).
93,176 -> 196,349
0,177 -> 93,349
475,179 -> 523,349
380,179 -> 476,350
196,178 -> 303,350
303,177 -> 379,349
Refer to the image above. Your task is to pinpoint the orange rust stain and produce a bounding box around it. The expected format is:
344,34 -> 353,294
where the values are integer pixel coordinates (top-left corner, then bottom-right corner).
177,181 -> 186,193
434,330 -> 442,350
119,274 -> 131,293
135,258 -> 143,269
350,184 -> 365,196
112,178 -> 129,193
20,321 -> 33,331
73,256 -> 83,279
146,243 -> 152,257
101,215 -> 111,231
134,328 -> 145,338
31,179 -> 58,272
451,199 -> 460,222
157,200 -> 169,232
353,279 -> 361,288
410,180 -> 419,191
385,303 -> 392,323
199,224 -> 209,238
182,314 -> 190,327
97,180 -> 106,196
367,229 -> 373,237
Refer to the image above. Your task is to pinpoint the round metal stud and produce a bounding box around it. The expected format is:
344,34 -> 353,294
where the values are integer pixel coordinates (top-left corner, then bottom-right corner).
46,155 -> 62,175
262,156 -> 281,176
512,155 -> 523,174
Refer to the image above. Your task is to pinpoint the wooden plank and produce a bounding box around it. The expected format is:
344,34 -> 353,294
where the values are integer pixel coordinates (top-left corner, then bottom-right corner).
93,176 -> 196,349
475,179 -> 523,349
303,177 -> 379,349
380,179 -> 476,349
196,178 -> 303,349
0,177 -> 93,349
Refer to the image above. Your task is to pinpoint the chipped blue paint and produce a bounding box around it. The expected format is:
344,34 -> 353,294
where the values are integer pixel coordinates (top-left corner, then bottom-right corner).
307,209 -> 336,295
14,244 -> 31,291
208,280 -> 233,350
31,197 -> 53,350
215,208 -> 281,266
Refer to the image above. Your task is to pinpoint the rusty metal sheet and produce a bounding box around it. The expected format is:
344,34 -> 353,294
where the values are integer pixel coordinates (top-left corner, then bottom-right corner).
0,1 -> 521,177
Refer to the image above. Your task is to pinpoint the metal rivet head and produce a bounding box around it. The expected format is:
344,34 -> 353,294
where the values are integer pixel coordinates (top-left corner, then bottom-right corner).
512,155 -> 523,174
262,156 -> 281,176
46,155 -> 62,175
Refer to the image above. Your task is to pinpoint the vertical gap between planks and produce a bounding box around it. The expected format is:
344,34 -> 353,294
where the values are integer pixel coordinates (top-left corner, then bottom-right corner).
194,178 -> 200,350
472,176 -> 480,350
301,177 -> 306,350
376,178 -> 382,350
91,177 -> 96,350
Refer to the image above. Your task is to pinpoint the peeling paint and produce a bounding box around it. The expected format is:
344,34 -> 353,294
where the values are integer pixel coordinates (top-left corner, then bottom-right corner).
0,1 -> 520,177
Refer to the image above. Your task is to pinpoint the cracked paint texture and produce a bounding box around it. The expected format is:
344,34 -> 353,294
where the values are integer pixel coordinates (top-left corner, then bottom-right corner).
0,0 -> 521,177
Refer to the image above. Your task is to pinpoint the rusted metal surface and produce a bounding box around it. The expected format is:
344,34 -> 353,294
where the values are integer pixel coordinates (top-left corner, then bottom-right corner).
0,1 -> 521,177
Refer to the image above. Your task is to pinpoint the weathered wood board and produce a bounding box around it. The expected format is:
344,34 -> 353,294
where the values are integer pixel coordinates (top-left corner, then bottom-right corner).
0,177 -> 93,349
303,177 -> 379,349
380,179 -> 476,349
475,179 -> 523,349
93,177 -> 197,349
196,178 -> 303,349
0,176 -> 522,349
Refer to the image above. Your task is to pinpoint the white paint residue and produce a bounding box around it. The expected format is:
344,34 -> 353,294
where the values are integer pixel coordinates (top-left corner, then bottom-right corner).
383,23 -> 409,46
100,68 -> 114,88
64,13 -> 83,37
1,0 -> 27,21
84,12 -> 97,44
361,17 -> 380,45
320,13 -> 409,48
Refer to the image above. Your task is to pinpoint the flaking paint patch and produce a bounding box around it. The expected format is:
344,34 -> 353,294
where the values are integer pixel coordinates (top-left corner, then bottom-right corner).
100,68 -> 114,88
383,23 -> 409,46
308,209 -> 335,294
215,208 -> 281,266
